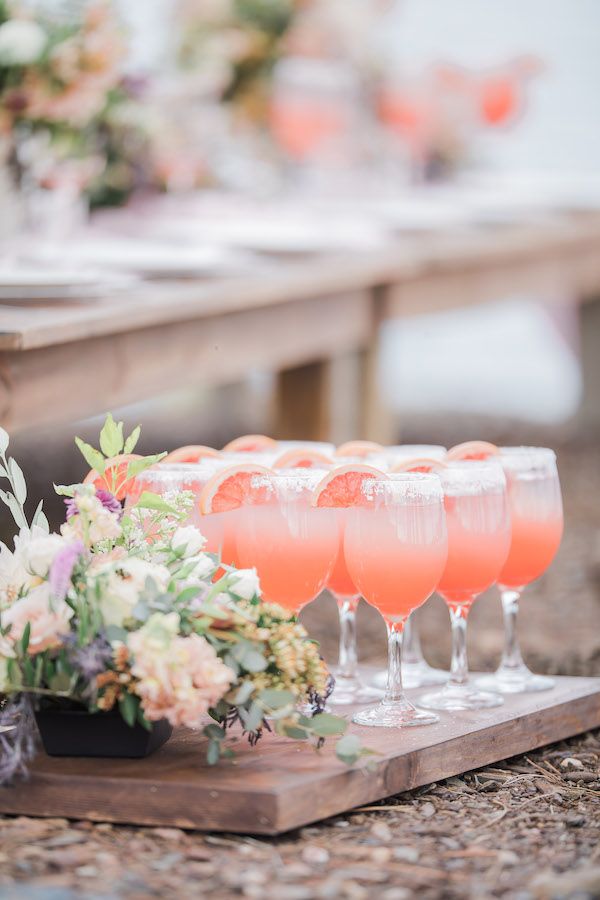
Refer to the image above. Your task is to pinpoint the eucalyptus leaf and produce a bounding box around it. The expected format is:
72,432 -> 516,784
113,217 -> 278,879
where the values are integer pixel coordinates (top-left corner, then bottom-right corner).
206,740 -> 220,765
0,427 -> 8,454
105,624 -> 128,644
8,458 -> 26,505
334,733 -> 362,765
31,500 -> 49,533
283,725 -> 309,740
258,689 -> 295,710
309,713 -> 347,738
240,701 -> 263,733
233,681 -> 255,705
6,494 -> 27,529
75,438 -> 105,476
203,723 -> 226,740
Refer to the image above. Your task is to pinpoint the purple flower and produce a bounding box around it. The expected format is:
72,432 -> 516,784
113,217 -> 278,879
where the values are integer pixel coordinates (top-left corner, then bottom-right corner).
49,541 -> 84,601
67,637 -> 113,683
65,488 -> 122,520
0,695 -> 37,786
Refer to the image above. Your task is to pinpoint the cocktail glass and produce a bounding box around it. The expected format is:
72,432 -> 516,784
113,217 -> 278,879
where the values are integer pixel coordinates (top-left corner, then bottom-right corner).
419,462 -> 511,711
344,473 -> 448,727
234,469 -> 339,614
477,447 -> 563,694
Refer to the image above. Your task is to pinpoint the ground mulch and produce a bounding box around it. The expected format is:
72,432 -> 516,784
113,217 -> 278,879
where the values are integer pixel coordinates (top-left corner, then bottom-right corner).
0,434 -> 598,899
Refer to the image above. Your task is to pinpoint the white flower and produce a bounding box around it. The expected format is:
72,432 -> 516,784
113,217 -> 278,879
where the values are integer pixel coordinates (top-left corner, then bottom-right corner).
230,568 -> 260,600
0,20 -> 46,66
61,494 -> 121,546
94,558 -> 171,629
21,533 -> 66,579
182,553 -> 216,582
0,525 -> 52,607
171,526 -> 206,558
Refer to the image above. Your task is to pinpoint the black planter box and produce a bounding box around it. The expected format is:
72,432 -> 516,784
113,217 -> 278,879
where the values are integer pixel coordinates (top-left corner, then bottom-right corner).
35,707 -> 172,758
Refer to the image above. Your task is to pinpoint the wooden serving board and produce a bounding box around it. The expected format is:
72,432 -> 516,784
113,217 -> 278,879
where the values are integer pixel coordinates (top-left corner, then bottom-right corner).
1,675 -> 599,836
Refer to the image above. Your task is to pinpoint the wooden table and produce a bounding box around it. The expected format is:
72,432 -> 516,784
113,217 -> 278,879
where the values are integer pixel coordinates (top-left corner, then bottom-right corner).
1,211 -> 600,436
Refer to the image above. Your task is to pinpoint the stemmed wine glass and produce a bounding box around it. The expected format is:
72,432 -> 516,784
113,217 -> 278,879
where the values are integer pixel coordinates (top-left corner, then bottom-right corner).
367,446 -> 448,690
420,462 -> 511,711
234,469 -> 339,614
344,473 -> 448,728
326,508 -> 383,705
477,447 -> 563,694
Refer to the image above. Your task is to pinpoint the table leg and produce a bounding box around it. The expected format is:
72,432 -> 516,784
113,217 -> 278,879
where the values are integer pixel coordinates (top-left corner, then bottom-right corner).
274,360 -> 332,441
578,297 -> 600,432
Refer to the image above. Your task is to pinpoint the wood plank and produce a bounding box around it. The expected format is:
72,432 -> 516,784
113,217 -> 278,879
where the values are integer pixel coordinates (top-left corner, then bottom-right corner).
0,291 -> 371,431
1,213 -> 600,353
275,360 -> 332,441
1,675 -> 598,836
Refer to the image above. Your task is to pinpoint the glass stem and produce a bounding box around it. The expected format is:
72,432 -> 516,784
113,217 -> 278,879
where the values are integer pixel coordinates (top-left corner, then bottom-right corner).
384,620 -> 406,703
499,588 -> 526,672
402,612 -> 424,666
337,598 -> 359,679
448,605 -> 469,688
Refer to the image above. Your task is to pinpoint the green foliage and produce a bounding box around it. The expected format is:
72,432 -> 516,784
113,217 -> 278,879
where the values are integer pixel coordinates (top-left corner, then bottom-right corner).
0,425 -> 48,532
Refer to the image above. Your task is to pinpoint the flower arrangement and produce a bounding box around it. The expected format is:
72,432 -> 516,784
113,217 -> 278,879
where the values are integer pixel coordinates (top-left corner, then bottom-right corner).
0,415 -> 368,782
176,0 -> 306,122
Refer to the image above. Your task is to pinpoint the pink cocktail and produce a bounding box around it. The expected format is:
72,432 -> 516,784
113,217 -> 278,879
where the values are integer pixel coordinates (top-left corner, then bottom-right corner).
480,447 -> 563,694
235,470 -> 338,614
420,462 -> 511,711
344,474 -> 448,728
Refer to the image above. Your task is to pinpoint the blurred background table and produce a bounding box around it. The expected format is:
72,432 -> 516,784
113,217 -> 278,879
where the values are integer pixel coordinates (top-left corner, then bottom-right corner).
1,204 -> 599,439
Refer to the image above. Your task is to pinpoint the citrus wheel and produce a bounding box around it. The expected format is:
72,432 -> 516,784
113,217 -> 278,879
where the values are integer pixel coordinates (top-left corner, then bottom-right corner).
199,463 -> 272,515
391,457 -> 448,474
84,453 -> 142,501
313,464 -> 385,508
162,445 -> 220,464
273,447 -> 333,469
222,434 -> 278,453
335,440 -> 384,458
446,441 -> 499,461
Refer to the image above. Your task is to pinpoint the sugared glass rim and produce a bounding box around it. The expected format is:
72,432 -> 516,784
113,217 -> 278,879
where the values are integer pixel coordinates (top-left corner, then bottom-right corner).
438,460 -> 507,493
498,446 -> 557,472
370,472 -> 444,504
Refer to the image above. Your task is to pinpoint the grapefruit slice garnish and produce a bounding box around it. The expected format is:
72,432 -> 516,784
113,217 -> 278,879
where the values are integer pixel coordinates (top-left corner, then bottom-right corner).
84,453 -> 142,501
199,463 -> 272,515
162,445 -> 220,464
273,448 -> 334,469
446,441 -> 499,461
335,440 -> 384,458
391,457 -> 448,474
222,434 -> 278,453
312,464 -> 385,508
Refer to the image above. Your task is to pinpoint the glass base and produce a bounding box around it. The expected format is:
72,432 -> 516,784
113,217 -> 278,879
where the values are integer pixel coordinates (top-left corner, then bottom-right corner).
353,699 -> 439,728
475,670 -> 555,694
419,684 -> 504,711
328,673 -> 384,706
371,661 -> 449,691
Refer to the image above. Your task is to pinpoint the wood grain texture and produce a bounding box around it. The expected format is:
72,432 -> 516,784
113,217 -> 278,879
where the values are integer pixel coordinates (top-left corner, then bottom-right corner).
1,675 -> 598,835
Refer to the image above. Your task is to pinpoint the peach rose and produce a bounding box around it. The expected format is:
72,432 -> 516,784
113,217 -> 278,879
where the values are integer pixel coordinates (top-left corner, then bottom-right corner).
1,583 -> 73,654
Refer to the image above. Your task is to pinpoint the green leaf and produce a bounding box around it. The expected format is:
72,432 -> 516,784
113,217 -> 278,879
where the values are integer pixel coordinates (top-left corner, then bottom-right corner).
282,725 -> 309,740
105,624 -> 128,644
119,693 -> 138,728
206,740 -> 221,765
99,414 -> 124,458
0,426 -> 8,454
334,733 -> 362,765
8,458 -> 26,505
19,621 -> 31,656
258,689 -> 295,710
124,425 -> 141,455
240,701 -> 263,733
233,681 -> 255,705
136,704 -> 152,732
126,454 -> 167,479
49,671 -> 72,693
53,483 -> 79,497
75,437 -> 105,476
134,491 -> 178,514
31,500 -> 49,533
232,641 -> 268,673
203,723 -> 226,741
309,713 -> 347,738
5,494 -> 27,530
